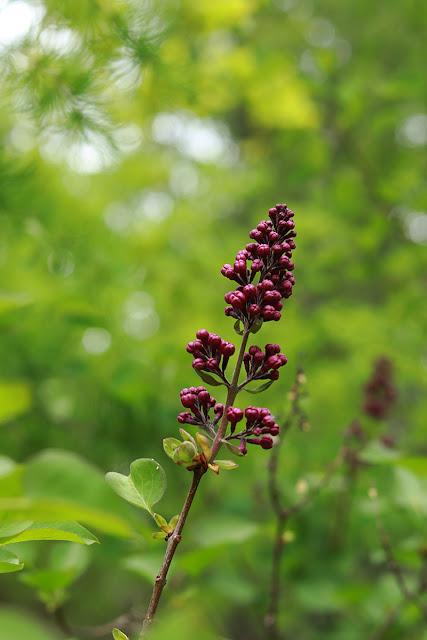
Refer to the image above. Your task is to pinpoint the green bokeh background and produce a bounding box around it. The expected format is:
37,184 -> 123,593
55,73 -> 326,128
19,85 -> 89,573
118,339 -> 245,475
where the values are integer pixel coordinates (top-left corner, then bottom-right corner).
0,0 -> 426,638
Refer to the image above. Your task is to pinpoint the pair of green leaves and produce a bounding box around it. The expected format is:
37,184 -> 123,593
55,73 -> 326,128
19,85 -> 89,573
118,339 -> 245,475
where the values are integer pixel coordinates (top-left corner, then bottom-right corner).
164,429 -> 238,474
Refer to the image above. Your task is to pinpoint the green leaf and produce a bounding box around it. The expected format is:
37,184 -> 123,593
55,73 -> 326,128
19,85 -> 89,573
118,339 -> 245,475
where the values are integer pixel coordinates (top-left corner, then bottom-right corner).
0,548 -> 24,573
233,319 -> 244,335
163,438 -> 181,459
154,513 -> 168,529
23,450 -> 133,537
0,498 -> 131,538
106,459 -> 166,516
113,629 -> 129,640
168,514 -> 179,529
216,460 -> 239,470
176,442 -> 197,463
0,522 -> 33,539
0,521 -> 98,546
196,433 -> 212,458
249,318 -> 263,333
195,369 -> 225,387
0,381 -> 32,425
179,428 -> 196,447
151,531 -> 167,540
221,440 -> 245,457
243,380 -> 274,394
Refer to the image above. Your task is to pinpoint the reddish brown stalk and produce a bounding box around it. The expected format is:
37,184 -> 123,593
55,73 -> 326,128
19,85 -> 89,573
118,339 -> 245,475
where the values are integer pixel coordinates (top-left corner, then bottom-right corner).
139,329 -> 250,638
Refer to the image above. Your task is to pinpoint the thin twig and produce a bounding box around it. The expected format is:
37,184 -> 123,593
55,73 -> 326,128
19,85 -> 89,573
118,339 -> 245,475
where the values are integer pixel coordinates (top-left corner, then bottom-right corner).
265,368 -> 343,639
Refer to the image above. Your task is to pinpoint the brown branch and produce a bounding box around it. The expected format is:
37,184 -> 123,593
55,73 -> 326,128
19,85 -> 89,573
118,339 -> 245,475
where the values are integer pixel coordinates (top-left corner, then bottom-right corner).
265,368 -> 343,639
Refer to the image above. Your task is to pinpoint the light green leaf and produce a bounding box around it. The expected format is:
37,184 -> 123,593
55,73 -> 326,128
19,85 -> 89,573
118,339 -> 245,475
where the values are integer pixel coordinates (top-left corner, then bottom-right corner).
196,433 -> 211,458
163,438 -> 182,459
0,522 -> 33,539
220,440 -> 245,457
113,630 -> 129,640
23,449 -> 133,537
168,514 -> 179,529
0,521 -> 98,546
0,381 -> 32,425
0,548 -> 24,573
151,531 -> 167,540
106,459 -> 166,516
154,513 -> 168,529
179,428 -> 196,447
216,460 -> 239,470
177,442 -> 197,462
0,498 -> 131,538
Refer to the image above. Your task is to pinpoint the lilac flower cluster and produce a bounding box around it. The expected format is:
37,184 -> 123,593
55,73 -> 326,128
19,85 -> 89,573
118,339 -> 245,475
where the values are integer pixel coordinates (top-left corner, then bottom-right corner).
221,204 -> 296,327
178,386 -> 223,433
178,392 -> 280,456
186,329 -> 235,382
224,405 -> 280,454
243,343 -> 288,383
176,203 -> 296,458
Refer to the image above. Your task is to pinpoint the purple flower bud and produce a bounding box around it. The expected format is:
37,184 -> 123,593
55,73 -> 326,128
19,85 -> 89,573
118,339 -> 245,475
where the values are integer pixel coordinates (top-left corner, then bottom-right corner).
177,412 -> 192,424
259,279 -> 274,291
245,405 -> 260,421
269,370 -> 280,380
269,424 -> 280,436
222,342 -> 235,357
265,343 -> 281,356
181,393 -> 196,408
251,259 -> 263,272
198,390 -> 211,405
208,333 -> 222,348
196,329 -> 209,342
258,244 -> 271,258
249,229 -> 263,242
267,355 -> 282,369
248,304 -> 261,317
253,426 -> 262,436
257,221 -> 269,232
238,439 -> 248,455
253,351 -> 265,366
192,358 -> 205,370
262,305 -> 276,320
243,284 -> 257,300
214,403 -> 224,415
206,357 -> 218,370
260,435 -> 273,450
221,264 -> 235,279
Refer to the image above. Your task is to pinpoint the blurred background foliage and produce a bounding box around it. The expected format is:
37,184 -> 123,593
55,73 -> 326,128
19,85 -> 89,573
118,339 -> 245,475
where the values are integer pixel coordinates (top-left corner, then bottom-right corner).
0,0 -> 426,638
